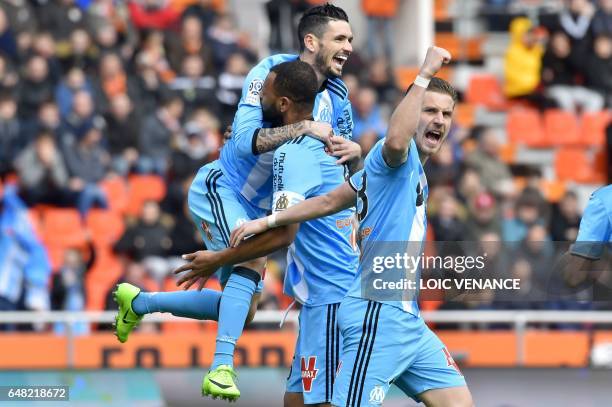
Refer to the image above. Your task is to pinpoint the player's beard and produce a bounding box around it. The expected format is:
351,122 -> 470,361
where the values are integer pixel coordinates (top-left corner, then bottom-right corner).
262,102 -> 282,126
315,49 -> 340,79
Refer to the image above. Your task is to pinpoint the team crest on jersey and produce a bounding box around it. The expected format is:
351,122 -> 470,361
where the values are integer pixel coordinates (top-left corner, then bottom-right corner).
300,356 -> 318,392
275,193 -> 289,211
369,385 -> 385,405
317,103 -> 332,124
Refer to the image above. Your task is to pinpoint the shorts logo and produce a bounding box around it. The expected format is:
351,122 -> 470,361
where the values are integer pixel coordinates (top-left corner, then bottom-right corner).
300,356 -> 318,392
275,193 -> 289,211
369,385 -> 385,405
245,79 -> 264,105
443,347 -> 463,376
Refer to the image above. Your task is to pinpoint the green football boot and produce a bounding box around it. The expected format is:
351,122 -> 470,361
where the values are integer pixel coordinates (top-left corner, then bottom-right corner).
202,365 -> 240,401
112,283 -> 143,343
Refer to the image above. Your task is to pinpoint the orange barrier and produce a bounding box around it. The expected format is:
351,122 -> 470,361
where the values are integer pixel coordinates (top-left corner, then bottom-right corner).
1,330 -> 610,369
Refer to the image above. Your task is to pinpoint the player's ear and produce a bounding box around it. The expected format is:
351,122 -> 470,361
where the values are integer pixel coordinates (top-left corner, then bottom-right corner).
278,96 -> 291,113
303,33 -> 318,53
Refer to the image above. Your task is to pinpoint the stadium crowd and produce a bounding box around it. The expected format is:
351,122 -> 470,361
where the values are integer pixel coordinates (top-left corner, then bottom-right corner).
0,0 -> 610,333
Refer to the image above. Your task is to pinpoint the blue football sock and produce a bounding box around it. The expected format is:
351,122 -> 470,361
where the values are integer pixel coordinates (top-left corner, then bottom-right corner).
131,289 -> 221,320
212,268 -> 260,369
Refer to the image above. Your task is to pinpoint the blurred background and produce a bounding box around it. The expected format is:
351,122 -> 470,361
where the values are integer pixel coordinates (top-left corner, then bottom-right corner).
0,0 -> 610,405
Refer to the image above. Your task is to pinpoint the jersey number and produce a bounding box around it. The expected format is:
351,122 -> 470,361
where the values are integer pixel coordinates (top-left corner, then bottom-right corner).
357,171 -> 368,222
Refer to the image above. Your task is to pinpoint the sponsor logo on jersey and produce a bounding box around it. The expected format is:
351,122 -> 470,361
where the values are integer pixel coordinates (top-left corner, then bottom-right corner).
300,356 -> 318,392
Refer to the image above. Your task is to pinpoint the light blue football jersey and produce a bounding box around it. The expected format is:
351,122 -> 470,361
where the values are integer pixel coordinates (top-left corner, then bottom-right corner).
571,184 -> 612,259
271,136 -> 359,306
347,139 -> 428,315
219,54 -> 353,211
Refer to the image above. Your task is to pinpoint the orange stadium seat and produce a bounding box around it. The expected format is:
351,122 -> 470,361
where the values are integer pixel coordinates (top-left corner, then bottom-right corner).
100,177 -> 129,214
544,109 -> 579,146
454,103 -> 476,128
86,209 -> 125,247
40,208 -> 88,248
580,111 -> 611,147
125,175 -> 167,216
592,149 -> 608,184
507,108 -> 546,147
466,74 -> 507,110
540,179 -> 567,203
395,66 -> 454,91
555,148 -> 595,183
498,143 -> 516,163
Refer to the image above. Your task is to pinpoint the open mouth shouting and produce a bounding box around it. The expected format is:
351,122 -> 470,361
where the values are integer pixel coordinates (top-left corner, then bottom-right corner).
332,54 -> 348,70
423,128 -> 443,148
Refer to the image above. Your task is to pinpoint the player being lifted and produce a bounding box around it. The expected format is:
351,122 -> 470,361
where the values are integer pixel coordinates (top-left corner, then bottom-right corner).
176,59 -> 360,406
112,3 -> 359,402
229,47 -> 475,406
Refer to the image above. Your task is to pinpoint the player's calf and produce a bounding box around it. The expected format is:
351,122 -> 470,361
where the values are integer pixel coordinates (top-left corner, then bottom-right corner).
418,386 -> 474,407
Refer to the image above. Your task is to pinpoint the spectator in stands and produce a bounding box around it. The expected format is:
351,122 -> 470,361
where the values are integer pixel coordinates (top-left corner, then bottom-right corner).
0,94 -> 21,177
59,28 -> 98,74
137,30 -> 175,84
17,55 -> 55,120
21,101 -> 62,143
36,0 -> 86,43
134,47 -> 171,114
429,192 -> 466,242
51,243 -> 95,335
0,183 -> 51,331
539,0 -> 594,65
503,17 -> 545,102
92,52 -> 141,115
104,93 -> 142,176
0,54 -> 19,94
61,123 -> 109,217
31,31 -> 62,84
265,0 -> 310,53
464,191 -> 502,241
367,57 -> 399,105
55,67 -> 94,118
216,52 -> 249,128
352,86 -> 386,156
457,168 -> 484,205
464,126 -> 512,195
550,190 -> 582,241
138,93 -> 183,175
424,142 -> 459,188
584,35 -> 612,107
592,0 -> 612,36
59,90 -> 102,143
361,0 -> 398,61
114,200 -> 173,282
207,13 -> 247,71
166,15 -> 215,75
15,131 -> 71,207
171,114 -> 218,180
542,31 -> 605,112
503,188 -> 549,242
182,0 -> 219,32
170,54 -> 219,117
0,7 -> 18,62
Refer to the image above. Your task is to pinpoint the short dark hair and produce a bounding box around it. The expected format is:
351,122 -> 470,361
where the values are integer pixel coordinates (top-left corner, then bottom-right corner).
270,60 -> 318,111
297,3 -> 349,51
406,77 -> 458,104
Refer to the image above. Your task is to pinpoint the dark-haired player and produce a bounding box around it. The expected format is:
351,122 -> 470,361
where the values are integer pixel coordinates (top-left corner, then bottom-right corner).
232,47 -> 475,406
113,4 -> 360,402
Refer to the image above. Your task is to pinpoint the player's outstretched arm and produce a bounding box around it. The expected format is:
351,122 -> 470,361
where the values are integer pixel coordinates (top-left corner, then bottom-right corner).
383,46 -> 451,167
230,182 -> 357,247
174,224 -> 299,289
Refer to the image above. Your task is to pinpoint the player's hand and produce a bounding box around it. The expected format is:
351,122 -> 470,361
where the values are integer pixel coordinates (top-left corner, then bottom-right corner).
419,46 -> 452,79
303,120 -> 335,153
330,135 -> 362,165
230,218 -> 269,248
173,250 -> 221,290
